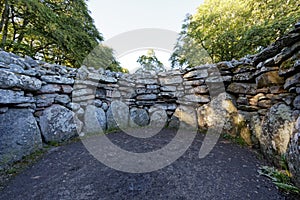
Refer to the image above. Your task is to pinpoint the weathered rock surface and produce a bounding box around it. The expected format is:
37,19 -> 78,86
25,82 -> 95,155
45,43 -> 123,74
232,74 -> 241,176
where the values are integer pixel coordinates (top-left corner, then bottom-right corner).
173,105 -> 197,130
227,83 -> 257,94
287,116 -> 300,187
293,95 -> 300,109
38,84 -> 61,94
18,75 -> 42,91
148,108 -> 168,128
159,76 -> 183,85
36,94 -> 57,107
0,69 -> 20,89
181,94 -> 210,104
83,105 -> 106,134
0,109 -> 42,168
107,101 -> 129,130
41,75 -> 74,85
55,94 -> 71,106
0,89 -> 35,104
39,104 -> 80,143
260,103 -> 295,162
136,94 -> 157,101
1,22 -> 300,187
256,71 -> 284,88
284,73 -> 300,90
196,93 -> 248,138
129,108 -> 150,127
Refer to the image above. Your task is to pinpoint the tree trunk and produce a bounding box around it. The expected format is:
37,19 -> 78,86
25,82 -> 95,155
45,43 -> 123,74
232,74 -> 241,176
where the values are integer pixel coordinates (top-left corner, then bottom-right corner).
10,5 -> 17,42
1,0 -> 9,48
0,0 -> 9,32
16,17 -> 28,45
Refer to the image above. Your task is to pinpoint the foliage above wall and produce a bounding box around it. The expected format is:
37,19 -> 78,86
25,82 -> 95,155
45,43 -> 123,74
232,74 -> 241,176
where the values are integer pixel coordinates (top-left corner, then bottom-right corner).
171,0 -> 300,68
170,14 -> 213,69
136,49 -> 165,73
0,0 -> 111,68
83,44 -> 128,73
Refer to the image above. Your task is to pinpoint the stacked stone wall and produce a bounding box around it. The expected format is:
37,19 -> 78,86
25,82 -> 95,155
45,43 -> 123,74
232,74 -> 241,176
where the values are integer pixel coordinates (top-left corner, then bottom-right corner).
1,22 -> 300,186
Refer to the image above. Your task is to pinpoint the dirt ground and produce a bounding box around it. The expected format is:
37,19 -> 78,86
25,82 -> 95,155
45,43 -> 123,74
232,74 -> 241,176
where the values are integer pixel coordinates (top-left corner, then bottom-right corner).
0,130 -> 295,199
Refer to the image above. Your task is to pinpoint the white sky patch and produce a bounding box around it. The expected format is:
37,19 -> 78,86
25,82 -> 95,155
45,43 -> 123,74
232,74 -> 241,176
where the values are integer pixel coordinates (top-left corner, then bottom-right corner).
87,0 -> 203,73
118,49 -> 172,73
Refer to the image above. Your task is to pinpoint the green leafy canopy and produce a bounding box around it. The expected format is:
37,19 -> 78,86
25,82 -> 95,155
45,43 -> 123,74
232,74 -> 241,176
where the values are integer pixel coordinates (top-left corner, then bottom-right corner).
171,0 -> 300,68
0,0 -> 125,71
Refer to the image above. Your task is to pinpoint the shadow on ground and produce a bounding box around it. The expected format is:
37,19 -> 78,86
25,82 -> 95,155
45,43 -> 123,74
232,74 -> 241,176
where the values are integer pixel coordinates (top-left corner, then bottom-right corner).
0,129 -> 294,199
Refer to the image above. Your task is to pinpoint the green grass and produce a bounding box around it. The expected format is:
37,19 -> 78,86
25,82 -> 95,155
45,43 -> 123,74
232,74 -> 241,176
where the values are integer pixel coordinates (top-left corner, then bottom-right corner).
0,136 -> 83,190
0,148 -> 47,190
258,166 -> 300,194
3,149 -> 46,173
222,133 -> 247,146
257,154 -> 300,195
47,141 -> 60,147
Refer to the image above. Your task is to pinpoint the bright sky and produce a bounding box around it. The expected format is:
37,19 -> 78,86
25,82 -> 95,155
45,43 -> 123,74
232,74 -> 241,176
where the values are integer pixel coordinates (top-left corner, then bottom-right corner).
87,0 -> 204,73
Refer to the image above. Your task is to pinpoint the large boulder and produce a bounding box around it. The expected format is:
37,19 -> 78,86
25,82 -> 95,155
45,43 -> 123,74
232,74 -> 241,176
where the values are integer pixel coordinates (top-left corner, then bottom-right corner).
287,116 -> 300,187
148,107 -> 168,129
39,104 -> 81,143
0,109 -> 42,169
197,93 -> 253,145
106,101 -> 129,131
83,105 -> 107,134
172,105 -> 197,130
260,103 -> 295,163
129,108 -> 150,127
197,93 -> 234,129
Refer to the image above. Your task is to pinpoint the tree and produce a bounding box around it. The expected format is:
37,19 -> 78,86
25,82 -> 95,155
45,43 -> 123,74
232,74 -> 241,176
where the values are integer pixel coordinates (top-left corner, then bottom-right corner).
0,0 -> 105,68
136,49 -> 165,73
83,44 -> 128,73
183,0 -> 300,63
170,14 -> 212,69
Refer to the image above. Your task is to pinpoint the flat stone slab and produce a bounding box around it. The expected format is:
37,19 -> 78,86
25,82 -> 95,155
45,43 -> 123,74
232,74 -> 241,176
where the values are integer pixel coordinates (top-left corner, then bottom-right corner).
0,130 -> 289,199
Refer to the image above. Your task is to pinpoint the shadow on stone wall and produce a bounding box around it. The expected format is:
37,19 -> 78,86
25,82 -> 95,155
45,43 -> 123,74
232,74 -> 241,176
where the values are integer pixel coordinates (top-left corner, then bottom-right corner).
1,22 -> 300,186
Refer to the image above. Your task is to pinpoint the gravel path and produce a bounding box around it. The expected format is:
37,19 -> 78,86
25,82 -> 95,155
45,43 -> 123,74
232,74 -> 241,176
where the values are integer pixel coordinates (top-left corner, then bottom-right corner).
0,130 -> 289,200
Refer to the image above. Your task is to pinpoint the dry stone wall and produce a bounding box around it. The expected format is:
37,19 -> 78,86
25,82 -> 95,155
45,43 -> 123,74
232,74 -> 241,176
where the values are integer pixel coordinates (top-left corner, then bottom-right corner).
1,22 -> 300,186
